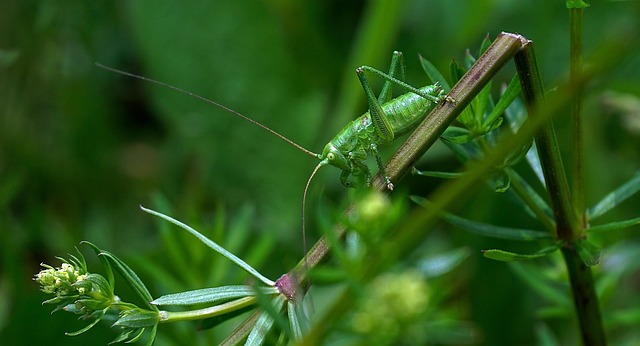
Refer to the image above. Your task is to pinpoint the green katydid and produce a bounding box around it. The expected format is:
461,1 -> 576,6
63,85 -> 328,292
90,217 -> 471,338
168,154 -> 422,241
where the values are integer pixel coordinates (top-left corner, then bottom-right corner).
97,51 -> 448,265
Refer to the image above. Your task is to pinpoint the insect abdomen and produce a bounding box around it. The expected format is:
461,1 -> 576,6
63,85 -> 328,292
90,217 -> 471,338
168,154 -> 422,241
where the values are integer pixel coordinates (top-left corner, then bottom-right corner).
383,84 -> 441,136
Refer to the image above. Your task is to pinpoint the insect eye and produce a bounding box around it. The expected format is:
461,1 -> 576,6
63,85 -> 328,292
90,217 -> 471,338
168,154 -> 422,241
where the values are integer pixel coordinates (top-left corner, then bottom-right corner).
327,153 -> 335,160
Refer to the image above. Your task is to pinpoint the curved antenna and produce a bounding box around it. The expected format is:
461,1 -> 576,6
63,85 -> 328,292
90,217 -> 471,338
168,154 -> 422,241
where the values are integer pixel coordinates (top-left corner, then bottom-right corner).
301,161 -> 327,281
96,63 -> 320,158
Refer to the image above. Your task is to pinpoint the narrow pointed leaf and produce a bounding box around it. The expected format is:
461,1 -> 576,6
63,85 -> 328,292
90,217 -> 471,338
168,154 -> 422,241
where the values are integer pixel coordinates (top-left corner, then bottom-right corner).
441,126 -> 472,144
98,250 -> 156,310
82,241 -> 115,290
588,172 -> 640,220
413,196 -> 551,240
412,167 -> 462,179
65,314 -> 104,336
419,55 -> 450,90
151,285 -> 277,306
219,310 -> 262,346
478,35 -> 492,56
482,75 -> 521,129
574,238 -> 601,266
141,206 -> 275,286
287,301 -> 303,341
245,295 -> 286,346
113,310 -> 160,328
126,327 -> 147,343
567,0 -> 590,9
449,59 -> 466,84
587,216 -> 640,234
507,169 -> 554,226
482,242 -> 562,262
145,324 -> 158,346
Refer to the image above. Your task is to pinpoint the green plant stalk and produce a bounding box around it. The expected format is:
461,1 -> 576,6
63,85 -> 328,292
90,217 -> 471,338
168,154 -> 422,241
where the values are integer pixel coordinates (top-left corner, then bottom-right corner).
505,168 -> 556,232
570,8 -> 586,228
159,296 -> 257,322
291,32 -> 525,283
513,39 -> 606,345
513,41 -> 577,240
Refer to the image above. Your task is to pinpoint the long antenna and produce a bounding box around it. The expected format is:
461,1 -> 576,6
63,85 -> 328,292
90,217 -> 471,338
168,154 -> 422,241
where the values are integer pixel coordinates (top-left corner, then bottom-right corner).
301,161 -> 327,286
96,63 -> 320,158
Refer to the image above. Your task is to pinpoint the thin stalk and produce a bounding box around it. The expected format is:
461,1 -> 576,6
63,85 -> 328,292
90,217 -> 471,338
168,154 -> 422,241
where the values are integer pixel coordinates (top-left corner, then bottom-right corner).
159,296 -> 257,322
570,8 -> 586,228
505,168 -> 556,232
513,39 -> 606,345
514,41 -> 578,241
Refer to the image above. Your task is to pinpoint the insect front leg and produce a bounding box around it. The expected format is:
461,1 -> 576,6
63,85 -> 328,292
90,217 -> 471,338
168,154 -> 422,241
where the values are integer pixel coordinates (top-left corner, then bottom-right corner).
369,143 -> 394,191
339,150 -> 370,188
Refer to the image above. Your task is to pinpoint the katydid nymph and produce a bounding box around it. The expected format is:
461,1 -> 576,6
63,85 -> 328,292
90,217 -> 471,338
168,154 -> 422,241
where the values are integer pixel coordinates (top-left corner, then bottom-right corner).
97,51 -> 447,265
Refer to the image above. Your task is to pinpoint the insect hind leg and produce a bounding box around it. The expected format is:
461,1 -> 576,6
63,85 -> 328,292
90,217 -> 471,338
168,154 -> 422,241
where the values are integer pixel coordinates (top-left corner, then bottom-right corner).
377,51 -> 407,103
358,64 -> 442,103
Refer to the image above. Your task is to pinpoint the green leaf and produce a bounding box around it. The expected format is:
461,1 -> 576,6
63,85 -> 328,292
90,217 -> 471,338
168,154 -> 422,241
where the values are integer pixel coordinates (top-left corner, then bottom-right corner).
506,169 -> 554,227
588,172 -> 640,220
566,0 -> 590,9
151,285 -> 278,306
245,295 -> 286,346
412,196 -> 552,241
65,311 -> 105,336
419,55 -> 450,91
145,324 -> 158,346
113,309 -> 160,328
482,242 -> 562,262
449,59 -> 466,84
468,81 -> 492,129
441,126 -> 472,144
219,310 -> 262,346
411,167 -> 462,179
478,35 -> 492,56
287,301 -> 304,341
82,241 -> 115,291
141,206 -> 275,286
587,216 -> 640,234
98,250 -> 156,310
482,75 -> 521,130
418,247 -> 470,278
82,242 -> 155,310
574,238 -> 601,266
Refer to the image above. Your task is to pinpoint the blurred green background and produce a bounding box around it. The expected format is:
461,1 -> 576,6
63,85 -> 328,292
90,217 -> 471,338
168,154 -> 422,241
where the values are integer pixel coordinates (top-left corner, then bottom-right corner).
1,0 -> 639,345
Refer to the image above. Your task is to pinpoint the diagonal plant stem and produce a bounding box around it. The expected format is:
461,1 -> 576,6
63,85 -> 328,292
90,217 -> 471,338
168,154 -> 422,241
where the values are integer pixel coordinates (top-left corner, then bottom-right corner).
290,33 -> 525,283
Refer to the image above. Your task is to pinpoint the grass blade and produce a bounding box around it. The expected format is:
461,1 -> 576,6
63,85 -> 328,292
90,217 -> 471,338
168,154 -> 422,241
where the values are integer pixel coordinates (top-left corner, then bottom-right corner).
141,206 -> 275,286
588,172 -> 640,220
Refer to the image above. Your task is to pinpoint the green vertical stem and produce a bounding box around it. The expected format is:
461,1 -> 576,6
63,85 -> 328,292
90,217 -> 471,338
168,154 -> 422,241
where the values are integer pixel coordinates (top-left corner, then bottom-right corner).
514,40 -> 577,241
513,40 -> 606,345
570,8 -> 586,228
